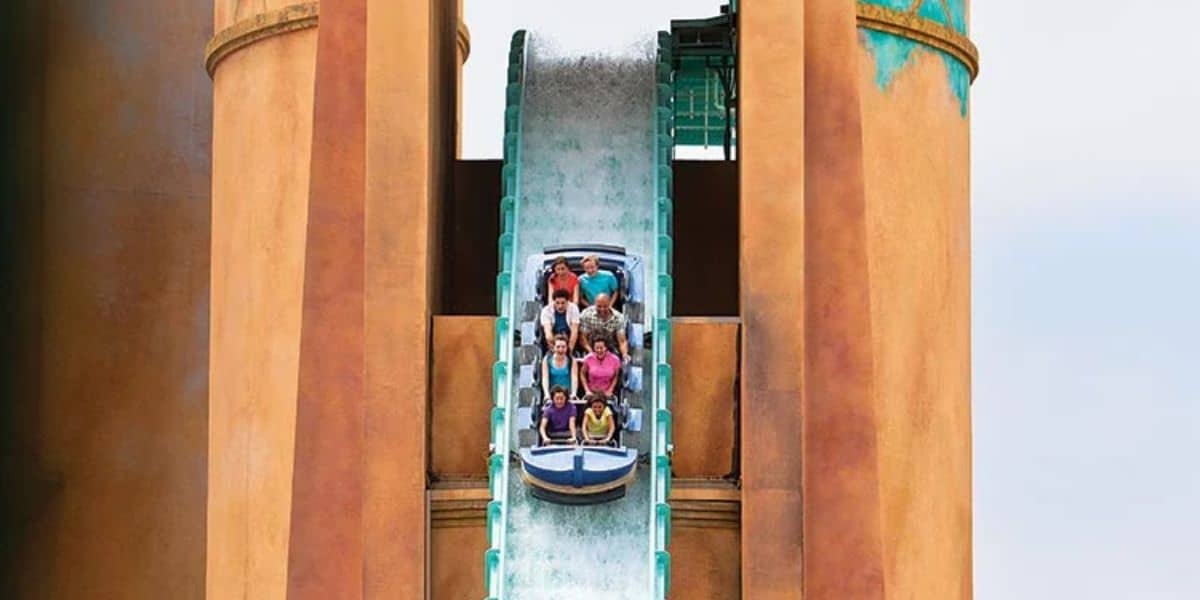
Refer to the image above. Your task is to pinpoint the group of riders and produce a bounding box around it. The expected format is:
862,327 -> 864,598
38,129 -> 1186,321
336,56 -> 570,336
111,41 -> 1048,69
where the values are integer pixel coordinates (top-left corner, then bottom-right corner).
535,255 -> 633,447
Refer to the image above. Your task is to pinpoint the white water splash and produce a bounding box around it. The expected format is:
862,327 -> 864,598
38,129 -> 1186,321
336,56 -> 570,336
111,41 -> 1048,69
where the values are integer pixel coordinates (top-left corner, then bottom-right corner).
504,31 -> 658,599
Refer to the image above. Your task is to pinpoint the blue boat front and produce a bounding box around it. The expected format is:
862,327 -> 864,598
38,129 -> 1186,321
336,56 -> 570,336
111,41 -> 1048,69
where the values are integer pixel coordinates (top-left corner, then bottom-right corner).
519,445 -> 638,505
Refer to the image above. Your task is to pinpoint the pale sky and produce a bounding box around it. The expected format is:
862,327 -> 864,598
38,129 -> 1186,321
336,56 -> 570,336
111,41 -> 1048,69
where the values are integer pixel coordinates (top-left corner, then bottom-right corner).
462,1 -> 1200,597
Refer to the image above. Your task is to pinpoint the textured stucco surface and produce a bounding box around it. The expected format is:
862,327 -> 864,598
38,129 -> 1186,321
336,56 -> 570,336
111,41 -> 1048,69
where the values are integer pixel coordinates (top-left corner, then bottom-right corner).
859,42 -> 973,600
861,0 -> 967,33
801,0 -> 887,597
671,526 -> 742,599
738,1 -> 972,598
208,27 -> 316,600
215,0 -> 314,31
671,318 -> 739,478
9,0 -> 971,596
431,525 -> 487,600
431,316 -> 493,477
738,2 -> 807,597
208,0 -> 458,596
17,1 -> 212,598
361,0 -> 456,595
285,0 -> 367,595
859,0 -> 971,113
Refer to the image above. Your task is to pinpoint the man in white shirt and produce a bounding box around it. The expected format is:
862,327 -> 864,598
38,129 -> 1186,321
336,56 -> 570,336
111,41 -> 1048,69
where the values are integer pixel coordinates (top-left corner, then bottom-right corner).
540,288 -> 580,350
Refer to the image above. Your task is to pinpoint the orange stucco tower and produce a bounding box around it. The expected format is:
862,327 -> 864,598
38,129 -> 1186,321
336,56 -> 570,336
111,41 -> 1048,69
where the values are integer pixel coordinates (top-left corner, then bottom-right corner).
740,2 -> 975,598
6,0 -> 974,598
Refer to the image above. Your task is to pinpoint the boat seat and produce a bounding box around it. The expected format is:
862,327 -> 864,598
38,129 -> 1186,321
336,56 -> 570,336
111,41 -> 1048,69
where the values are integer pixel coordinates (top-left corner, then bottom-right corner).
536,259 -> 629,311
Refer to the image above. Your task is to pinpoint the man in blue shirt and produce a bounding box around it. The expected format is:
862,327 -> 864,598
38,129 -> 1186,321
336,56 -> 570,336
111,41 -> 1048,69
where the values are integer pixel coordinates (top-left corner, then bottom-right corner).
577,254 -> 620,307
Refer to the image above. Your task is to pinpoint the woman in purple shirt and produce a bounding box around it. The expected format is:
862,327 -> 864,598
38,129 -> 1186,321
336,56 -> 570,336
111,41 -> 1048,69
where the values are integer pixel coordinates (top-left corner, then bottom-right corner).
539,386 -> 577,445
580,338 -> 622,399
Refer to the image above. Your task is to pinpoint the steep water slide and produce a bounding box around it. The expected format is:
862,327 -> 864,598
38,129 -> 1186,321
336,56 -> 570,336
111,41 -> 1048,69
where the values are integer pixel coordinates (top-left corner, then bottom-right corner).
484,31 -> 676,600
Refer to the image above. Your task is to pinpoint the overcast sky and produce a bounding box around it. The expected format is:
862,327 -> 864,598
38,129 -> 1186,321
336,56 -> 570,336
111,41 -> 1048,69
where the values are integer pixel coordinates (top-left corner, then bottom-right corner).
462,1 -> 1200,597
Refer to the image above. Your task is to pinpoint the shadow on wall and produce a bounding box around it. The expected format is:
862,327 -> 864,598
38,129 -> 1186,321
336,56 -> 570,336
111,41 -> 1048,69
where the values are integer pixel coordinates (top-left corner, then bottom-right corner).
2,1 -> 212,598
0,0 -> 50,591
445,159 -> 738,316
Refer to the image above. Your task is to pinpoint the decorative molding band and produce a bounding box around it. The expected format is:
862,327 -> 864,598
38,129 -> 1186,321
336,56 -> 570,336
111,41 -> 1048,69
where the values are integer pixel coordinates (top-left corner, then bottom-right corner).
204,3 -> 320,77
426,478 -> 741,529
430,481 -> 489,529
457,20 -> 471,61
671,479 -> 740,529
856,3 -> 980,81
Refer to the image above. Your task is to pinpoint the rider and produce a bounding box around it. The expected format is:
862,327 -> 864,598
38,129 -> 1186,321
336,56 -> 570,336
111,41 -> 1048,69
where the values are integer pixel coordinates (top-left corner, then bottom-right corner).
580,393 -> 616,446
539,386 -> 577,445
577,255 -> 620,308
540,288 -> 580,350
541,334 -> 578,401
580,338 -> 622,401
546,256 -> 580,306
579,293 -> 629,362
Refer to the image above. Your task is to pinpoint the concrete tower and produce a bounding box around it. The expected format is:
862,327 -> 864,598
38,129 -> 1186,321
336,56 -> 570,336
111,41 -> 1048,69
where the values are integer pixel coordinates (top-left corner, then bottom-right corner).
4,1 -> 975,598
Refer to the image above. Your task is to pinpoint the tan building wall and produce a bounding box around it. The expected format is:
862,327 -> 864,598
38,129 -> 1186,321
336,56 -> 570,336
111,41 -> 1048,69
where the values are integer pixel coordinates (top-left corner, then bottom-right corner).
14,1 -> 213,598
6,0 -> 972,597
209,0 -> 460,597
738,2 -> 808,596
671,318 -> 739,478
427,316 -> 743,597
739,1 -> 974,598
207,15 -> 316,600
860,45 -> 973,600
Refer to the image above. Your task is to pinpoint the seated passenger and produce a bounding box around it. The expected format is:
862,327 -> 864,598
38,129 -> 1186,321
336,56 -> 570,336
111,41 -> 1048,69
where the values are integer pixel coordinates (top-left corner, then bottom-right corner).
581,394 -> 616,446
580,338 -> 622,400
539,386 -> 577,445
577,255 -> 620,308
579,294 -> 629,362
540,334 -> 578,401
546,256 -> 579,306
540,288 -> 580,349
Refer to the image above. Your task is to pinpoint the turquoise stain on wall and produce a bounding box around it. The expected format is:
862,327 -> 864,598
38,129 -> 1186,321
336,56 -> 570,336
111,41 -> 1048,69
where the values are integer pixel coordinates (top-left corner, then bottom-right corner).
916,0 -> 949,27
859,0 -> 967,34
946,0 -> 968,35
942,53 -> 970,115
860,29 -> 969,116
868,0 -> 913,11
861,29 -> 916,91
858,1 -> 971,116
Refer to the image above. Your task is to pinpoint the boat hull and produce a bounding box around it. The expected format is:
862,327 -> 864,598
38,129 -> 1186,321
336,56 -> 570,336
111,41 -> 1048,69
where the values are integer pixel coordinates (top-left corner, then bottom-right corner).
518,445 -> 638,505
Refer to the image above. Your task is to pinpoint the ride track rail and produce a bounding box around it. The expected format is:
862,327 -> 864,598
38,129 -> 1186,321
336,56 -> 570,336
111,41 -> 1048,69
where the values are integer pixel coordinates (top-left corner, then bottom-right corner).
483,30 -> 676,600
483,30 -> 527,600
650,30 -> 677,599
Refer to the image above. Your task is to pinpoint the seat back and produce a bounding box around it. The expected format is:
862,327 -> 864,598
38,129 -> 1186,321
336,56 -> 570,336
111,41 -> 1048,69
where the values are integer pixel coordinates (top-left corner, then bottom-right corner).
536,255 -> 630,310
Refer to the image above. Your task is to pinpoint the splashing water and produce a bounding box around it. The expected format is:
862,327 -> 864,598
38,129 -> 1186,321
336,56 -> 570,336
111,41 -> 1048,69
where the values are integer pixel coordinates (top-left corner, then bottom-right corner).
513,35 -> 657,280
503,32 -> 658,599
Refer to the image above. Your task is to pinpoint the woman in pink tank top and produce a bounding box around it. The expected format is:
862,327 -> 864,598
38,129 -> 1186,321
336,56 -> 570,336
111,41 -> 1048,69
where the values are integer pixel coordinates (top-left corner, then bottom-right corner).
581,338 -> 622,398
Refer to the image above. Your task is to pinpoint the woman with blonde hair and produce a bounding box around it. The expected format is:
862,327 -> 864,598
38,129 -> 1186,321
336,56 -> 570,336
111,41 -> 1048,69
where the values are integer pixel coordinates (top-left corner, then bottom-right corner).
577,254 -> 619,308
